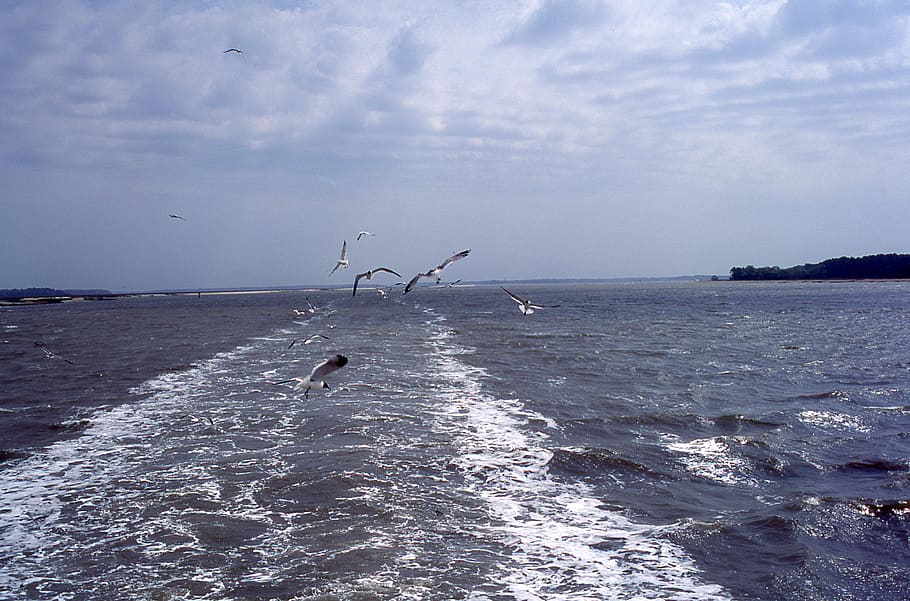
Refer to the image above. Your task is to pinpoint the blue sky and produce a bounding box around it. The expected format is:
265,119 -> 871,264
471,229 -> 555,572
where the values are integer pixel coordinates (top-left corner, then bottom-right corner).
2,1 -> 909,291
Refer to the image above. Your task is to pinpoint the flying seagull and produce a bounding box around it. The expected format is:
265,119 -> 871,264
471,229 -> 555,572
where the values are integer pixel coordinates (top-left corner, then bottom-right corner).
356,230 -> 375,241
169,214 -> 187,221
273,354 -> 348,398
293,297 -> 317,316
404,249 -> 471,294
223,48 -> 244,54
352,267 -> 402,296
329,241 -> 349,276
34,340 -> 74,365
287,334 -> 329,349
502,287 -> 560,316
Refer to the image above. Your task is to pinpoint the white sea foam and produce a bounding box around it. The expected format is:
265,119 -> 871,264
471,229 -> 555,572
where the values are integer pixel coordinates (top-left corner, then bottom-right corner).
666,436 -> 758,486
0,340 -> 278,598
798,410 -> 870,432
423,317 -> 731,600
1,298 -> 738,600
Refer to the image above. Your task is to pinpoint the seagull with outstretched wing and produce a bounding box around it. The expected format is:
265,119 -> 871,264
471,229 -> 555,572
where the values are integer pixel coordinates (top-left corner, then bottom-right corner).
329,241 -> 349,276
502,287 -> 560,316
404,249 -> 470,294
352,267 -> 401,296
273,354 -> 348,398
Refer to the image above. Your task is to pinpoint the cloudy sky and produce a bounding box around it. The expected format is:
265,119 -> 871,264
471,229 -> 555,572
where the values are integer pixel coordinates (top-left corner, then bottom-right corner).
2,1 -> 909,291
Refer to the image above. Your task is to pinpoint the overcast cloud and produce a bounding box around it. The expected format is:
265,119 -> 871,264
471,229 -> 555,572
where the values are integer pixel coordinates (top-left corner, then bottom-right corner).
2,1 -> 909,291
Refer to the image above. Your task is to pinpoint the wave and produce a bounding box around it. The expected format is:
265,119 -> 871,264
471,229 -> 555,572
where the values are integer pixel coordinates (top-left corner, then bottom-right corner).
548,446 -> 677,481
421,314 -> 731,600
0,335 -> 286,598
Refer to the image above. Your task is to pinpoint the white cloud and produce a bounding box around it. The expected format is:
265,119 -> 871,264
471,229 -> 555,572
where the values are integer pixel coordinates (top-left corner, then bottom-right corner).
2,0 -> 910,289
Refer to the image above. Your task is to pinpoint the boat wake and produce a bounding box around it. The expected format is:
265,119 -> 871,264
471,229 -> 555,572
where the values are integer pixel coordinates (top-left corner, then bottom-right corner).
421,315 -> 730,600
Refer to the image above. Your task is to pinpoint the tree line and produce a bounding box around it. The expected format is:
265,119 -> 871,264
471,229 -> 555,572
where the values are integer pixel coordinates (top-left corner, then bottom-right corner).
730,253 -> 910,280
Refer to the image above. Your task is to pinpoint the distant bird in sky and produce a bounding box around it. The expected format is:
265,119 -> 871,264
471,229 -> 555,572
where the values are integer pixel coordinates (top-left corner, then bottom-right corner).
273,354 -> 348,398
34,340 -> 74,365
502,287 -> 560,316
223,48 -> 244,54
287,334 -> 329,349
357,230 -> 375,241
404,249 -> 471,294
352,267 -> 402,296
329,241 -> 349,276
169,214 -> 187,221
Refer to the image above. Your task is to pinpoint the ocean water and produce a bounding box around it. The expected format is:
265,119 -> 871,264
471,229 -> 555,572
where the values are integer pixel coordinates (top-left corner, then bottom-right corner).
1,281 -> 909,600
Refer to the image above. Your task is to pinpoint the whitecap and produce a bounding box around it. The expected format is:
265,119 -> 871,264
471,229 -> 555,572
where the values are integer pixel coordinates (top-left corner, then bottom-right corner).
424,317 -> 731,600
666,436 -> 757,486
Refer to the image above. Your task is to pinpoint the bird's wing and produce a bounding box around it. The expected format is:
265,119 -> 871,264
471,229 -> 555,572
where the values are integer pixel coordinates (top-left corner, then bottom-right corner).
288,339 -> 299,349
309,354 -> 348,380
372,267 -> 402,278
436,249 -> 471,270
339,241 -> 348,260
502,287 -> 528,305
352,272 -> 368,296
403,272 -> 427,294
305,334 -> 330,343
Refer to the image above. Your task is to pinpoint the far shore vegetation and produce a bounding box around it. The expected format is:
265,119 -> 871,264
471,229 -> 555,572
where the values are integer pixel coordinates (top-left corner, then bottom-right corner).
730,253 -> 910,281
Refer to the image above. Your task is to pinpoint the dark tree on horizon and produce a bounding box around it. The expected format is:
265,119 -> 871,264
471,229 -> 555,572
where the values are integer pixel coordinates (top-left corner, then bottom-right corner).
730,253 -> 910,280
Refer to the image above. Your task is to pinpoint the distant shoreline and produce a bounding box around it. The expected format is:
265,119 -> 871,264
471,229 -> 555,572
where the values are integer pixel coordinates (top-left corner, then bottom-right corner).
0,289 -> 325,307
2,277 -> 715,306
6,276 -> 910,307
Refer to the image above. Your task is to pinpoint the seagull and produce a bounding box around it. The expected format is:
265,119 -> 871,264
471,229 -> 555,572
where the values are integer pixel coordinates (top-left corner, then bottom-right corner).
502,287 -> 560,316
169,214 -> 187,221
404,249 -> 471,294
287,334 -> 329,349
356,230 -> 375,241
34,340 -> 74,365
329,241 -> 349,276
273,354 -> 348,398
181,413 -> 216,427
223,48 -> 244,54
352,267 -> 402,296
293,297 -> 317,316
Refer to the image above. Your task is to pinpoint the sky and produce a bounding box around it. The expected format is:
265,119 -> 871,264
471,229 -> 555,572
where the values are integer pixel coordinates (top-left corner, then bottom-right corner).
2,0 -> 909,291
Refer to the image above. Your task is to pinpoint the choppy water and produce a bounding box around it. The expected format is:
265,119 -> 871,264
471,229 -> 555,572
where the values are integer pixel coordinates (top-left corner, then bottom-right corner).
1,281 -> 909,600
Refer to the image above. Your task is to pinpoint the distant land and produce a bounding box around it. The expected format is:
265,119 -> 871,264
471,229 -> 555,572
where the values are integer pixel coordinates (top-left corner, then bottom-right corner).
0,287 -> 114,303
730,253 -> 910,280
0,276 -> 723,305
